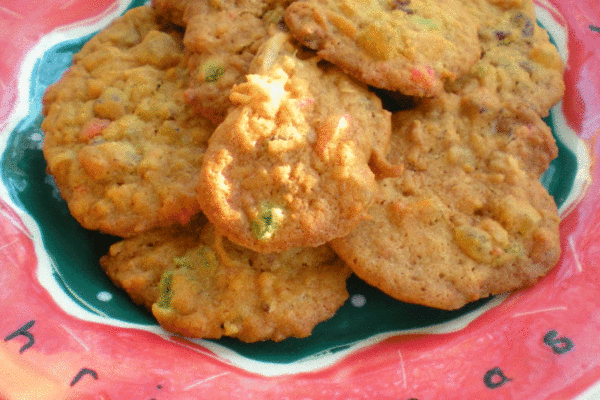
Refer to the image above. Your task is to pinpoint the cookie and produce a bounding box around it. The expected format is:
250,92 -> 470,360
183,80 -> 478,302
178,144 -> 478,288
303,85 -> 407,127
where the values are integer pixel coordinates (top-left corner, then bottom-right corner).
284,0 -> 482,97
171,0 -> 292,123
197,32 -> 392,253
100,214 -> 351,342
152,0 -> 191,26
447,0 -> 565,117
42,6 -> 215,237
330,93 -> 561,310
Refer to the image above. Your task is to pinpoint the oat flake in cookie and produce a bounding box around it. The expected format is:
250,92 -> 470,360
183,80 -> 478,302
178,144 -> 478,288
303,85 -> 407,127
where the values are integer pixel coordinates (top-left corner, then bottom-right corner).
198,32 -> 392,253
330,93 -> 561,310
42,6 -> 215,237
100,214 -> 351,342
284,0 -> 481,97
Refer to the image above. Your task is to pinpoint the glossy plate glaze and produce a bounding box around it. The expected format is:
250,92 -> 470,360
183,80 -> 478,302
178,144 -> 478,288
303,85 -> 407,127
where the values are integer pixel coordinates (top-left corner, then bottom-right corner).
0,0 -> 599,399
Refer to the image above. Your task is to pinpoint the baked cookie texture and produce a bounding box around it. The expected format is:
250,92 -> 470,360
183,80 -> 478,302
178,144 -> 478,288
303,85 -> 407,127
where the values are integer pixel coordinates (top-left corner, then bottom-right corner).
330,93 -> 561,310
447,0 -> 565,117
284,0 -> 482,97
42,6 -> 215,237
100,215 -> 351,342
152,0 -> 192,26
197,32 -> 392,253
174,0 -> 292,123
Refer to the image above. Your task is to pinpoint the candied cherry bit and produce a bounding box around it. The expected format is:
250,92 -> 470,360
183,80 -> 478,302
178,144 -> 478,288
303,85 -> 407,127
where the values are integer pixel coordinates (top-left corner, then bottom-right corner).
495,30 -> 510,41
522,20 -> 534,37
410,65 -> 436,89
79,118 -> 110,142
393,0 -> 414,14
297,97 -> 315,110
511,12 -> 534,37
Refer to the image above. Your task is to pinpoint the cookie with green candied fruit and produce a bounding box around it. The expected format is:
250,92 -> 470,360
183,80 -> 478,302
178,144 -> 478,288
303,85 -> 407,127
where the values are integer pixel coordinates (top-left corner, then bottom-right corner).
42,5 -> 215,237
100,214 -> 351,342
197,32 -> 393,253
330,93 -> 561,310
155,0 -> 293,124
284,0 -> 482,97
446,0 -> 565,118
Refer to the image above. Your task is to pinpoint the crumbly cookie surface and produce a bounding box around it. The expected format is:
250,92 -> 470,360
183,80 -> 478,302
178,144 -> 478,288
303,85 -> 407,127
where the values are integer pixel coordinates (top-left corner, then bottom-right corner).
198,33 -> 392,253
151,0 -> 192,26
284,0 -> 481,97
42,6 -> 215,237
330,93 -> 561,310
447,0 -> 565,117
174,0 -> 292,123
100,214 -> 351,342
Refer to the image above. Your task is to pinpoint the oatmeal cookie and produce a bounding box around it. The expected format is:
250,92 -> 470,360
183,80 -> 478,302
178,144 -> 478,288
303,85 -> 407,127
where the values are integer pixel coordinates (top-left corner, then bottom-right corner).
152,0 -> 192,26
284,0 -> 481,97
100,214 -> 351,342
447,0 -> 564,117
198,32 -> 392,253
330,93 -> 561,310
170,0 -> 292,123
42,6 -> 215,237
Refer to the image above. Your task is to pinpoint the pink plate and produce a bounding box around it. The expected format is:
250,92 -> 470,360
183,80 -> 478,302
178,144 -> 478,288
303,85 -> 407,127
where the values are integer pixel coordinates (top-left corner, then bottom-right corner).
0,1 -> 599,399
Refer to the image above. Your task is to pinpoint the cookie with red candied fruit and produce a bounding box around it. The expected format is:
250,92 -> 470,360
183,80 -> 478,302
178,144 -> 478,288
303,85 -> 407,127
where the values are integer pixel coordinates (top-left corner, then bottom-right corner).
42,6 -> 215,237
284,0 -> 481,97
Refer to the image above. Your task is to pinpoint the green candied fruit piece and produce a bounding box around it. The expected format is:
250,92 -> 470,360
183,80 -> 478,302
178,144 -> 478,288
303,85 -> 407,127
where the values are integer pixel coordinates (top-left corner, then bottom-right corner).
471,62 -> 489,79
505,242 -> 525,258
203,61 -> 226,83
173,246 -> 218,276
251,203 -> 285,241
156,271 -> 174,308
413,16 -> 441,31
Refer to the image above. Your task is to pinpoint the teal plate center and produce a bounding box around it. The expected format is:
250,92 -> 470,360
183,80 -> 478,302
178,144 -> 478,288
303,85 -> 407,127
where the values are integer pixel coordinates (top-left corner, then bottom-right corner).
0,7 -> 577,364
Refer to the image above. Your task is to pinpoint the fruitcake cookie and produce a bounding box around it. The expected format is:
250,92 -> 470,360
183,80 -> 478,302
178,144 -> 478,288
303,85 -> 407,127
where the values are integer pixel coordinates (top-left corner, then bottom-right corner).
42,6 -> 215,237
447,0 -> 565,117
152,0 -> 191,26
284,0 -> 481,97
172,0 -> 292,123
330,93 -> 561,310
197,32 -> 392,253
100,214 -> 351,342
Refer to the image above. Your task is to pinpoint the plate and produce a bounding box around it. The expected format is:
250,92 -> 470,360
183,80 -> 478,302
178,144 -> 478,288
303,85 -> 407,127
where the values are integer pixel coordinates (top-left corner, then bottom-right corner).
0,0 -> 599,398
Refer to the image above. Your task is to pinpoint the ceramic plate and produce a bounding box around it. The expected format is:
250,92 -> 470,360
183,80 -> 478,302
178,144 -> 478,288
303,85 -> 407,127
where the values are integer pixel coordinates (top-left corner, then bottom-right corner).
0,0 -> 599,398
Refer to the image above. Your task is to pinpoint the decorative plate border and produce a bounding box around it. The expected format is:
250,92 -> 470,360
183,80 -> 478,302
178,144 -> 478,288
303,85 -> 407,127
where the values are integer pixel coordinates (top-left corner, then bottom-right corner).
0,0 -> 599,398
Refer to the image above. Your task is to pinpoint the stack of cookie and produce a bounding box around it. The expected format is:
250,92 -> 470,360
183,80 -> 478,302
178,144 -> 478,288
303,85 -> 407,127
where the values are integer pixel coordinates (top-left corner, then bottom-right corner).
41,0 -> 564,342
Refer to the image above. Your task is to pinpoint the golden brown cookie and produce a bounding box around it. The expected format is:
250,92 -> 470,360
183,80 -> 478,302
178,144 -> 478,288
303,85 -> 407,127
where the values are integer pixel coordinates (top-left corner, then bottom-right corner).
174,0 -> 292,123
42,6 -> 215,237
284,0 -> 482,97
152,0 -> 192,26
330,93 -> 561,310
197,32 -> 392,253
447,0 -> 565,117
100,214 -> 351,342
